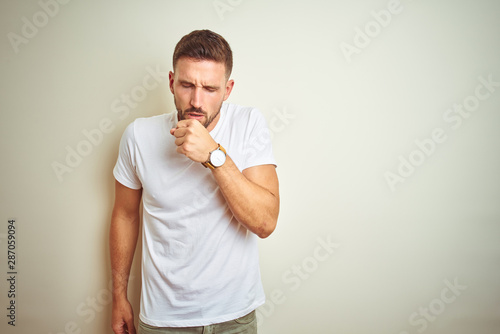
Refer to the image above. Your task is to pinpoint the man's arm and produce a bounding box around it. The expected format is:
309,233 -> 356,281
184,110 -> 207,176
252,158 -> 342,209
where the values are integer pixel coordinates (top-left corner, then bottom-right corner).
213,157 -> 279,238
171,119 -> 279,238
109,180 -> 142,334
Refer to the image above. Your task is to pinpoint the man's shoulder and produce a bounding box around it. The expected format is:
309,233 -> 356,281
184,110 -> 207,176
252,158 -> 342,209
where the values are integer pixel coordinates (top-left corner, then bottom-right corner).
133,112 -> 175,126
121,113 -> 175,144
225,102 -> 259,115
126,112 -> 175,133
223,103 -> 265,125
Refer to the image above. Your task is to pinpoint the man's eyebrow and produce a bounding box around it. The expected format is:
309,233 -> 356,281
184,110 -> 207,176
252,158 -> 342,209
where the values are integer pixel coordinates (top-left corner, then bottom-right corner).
179,80 -> 219,90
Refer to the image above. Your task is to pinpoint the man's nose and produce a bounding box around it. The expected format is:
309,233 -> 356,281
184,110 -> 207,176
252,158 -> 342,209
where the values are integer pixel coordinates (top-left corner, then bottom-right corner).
190,88 -> 202,109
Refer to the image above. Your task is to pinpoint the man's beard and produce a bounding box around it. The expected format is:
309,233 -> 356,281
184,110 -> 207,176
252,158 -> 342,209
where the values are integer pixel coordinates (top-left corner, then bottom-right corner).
175,98 -> 222,129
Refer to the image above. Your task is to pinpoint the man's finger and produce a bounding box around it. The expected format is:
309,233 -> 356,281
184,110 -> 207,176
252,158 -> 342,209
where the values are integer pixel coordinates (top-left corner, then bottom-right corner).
170,119 -> 192,136
176,146 -> 186,155
126,318 -> 136,334
174,136 -> 186,147
176,119 -> 196,128
171,127 -> 188,138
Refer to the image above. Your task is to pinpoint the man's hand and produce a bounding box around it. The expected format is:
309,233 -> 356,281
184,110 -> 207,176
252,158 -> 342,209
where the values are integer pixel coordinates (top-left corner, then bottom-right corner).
170,119 -> 218,162
111,297 -> 136,334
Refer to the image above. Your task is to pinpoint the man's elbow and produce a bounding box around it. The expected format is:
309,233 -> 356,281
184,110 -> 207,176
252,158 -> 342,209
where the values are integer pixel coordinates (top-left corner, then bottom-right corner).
257,201 -> 279,238
257,229 -> 274,239
255,216 -> 278,239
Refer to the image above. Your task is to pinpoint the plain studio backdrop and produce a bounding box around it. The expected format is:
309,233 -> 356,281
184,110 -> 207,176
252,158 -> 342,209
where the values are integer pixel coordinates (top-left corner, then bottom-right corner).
1,0 -> 499,333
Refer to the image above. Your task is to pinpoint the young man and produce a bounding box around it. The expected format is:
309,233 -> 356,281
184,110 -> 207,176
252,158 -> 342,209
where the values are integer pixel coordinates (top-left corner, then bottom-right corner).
110,30 -> 279,334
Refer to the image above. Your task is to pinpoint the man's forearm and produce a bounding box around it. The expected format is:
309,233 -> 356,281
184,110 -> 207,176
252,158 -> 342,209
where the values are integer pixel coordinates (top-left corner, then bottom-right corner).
169,119 -> 279,237
212,156 -> 279,238
109,214 -> 140,300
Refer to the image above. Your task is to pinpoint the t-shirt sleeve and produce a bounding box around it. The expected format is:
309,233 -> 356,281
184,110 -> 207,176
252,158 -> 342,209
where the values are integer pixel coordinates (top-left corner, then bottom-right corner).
242,109 -> 277,170
113,121 -> 142,189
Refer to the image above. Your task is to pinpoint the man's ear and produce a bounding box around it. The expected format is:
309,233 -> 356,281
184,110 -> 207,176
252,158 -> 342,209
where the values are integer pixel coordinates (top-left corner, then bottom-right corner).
169,71 -> 175,94
223,79 -> 234,101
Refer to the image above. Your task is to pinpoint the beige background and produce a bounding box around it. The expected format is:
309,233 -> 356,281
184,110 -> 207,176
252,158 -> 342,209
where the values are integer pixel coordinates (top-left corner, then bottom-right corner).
1,0 -> 499,333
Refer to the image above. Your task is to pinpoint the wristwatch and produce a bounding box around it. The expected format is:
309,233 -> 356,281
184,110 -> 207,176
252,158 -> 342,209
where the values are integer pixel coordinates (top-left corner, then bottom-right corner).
202,144 -> 227,169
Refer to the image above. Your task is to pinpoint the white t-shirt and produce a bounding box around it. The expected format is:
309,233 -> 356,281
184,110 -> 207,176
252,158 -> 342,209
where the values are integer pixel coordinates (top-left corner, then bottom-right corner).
113,102 -> 276,327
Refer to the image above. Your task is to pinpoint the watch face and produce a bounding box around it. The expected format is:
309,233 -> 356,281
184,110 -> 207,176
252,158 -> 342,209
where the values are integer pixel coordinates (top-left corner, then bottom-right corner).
211,149 -> 226,167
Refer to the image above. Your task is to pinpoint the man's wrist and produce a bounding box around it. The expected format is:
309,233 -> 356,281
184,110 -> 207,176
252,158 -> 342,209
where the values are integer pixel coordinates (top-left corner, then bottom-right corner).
202,144 -> 227,169
112,287 -> 128,300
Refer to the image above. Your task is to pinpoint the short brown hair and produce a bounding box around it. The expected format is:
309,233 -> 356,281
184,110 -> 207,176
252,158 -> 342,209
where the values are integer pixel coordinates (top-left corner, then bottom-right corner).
173,29 -> 233,79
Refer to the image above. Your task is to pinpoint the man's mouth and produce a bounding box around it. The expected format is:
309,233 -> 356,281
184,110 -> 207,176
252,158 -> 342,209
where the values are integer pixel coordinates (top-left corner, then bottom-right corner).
184,109 -> 206,121
186,112 -> 205,120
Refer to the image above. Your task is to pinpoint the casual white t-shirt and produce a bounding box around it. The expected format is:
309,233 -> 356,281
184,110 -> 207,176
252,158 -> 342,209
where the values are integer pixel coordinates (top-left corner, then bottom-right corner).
113,102 -> 276,327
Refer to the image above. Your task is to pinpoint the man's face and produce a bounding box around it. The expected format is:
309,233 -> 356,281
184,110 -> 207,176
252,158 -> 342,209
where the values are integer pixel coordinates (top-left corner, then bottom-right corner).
169,58 -> 234,132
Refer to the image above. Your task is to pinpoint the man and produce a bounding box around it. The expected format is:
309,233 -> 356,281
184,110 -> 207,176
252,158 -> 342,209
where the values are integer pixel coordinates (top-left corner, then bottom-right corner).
110,29 -> 279,334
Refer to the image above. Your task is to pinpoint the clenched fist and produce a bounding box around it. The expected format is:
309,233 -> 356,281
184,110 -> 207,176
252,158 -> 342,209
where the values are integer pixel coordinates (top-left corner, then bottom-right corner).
170,119 -> 218,163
